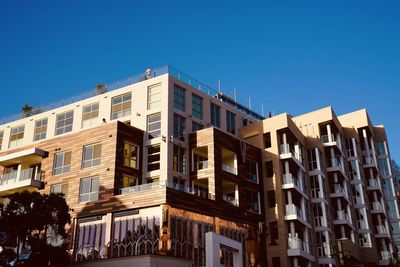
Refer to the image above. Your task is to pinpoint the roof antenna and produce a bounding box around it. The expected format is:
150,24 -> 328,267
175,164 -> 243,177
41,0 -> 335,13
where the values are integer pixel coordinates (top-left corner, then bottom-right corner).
218,80 -> 221,94
233,88 -> 237,102
248,97 -> 252,110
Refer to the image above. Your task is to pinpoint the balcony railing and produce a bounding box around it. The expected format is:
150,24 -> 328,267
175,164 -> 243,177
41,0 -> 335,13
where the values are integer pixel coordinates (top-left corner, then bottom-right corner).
0,168 -> 42,186
288,236 -> 311,254
192,160 -> 208,171
280,144 -> 303,163
372,201 -> 383,211
376,225 -> 387,235
329,156 -> 343,169
223,195 -> 239,207
321,134 -> 336,144
380,250 -> 390,260
368,179 -> 379,187
282,173 -> 305,192
364,156 -> 375,166
286,204 -> 304,220
336,210 -> 349,221
222,164 -> 238,175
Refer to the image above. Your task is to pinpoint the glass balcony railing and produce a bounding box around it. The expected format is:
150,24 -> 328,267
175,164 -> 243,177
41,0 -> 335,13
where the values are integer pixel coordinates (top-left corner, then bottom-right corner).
321,134 -> 336,144
372,201 -> 383,211
336,210 -> 349,221
0,168 -> 42,186
285,204 -> 305,220
192,160 -> 208,171
280,144 -> 303,163
376,225 -> 387,235
223,194 -> 239,207
288,236 -> 311,254
380,250 -> 390,260
221,164 -> 238,175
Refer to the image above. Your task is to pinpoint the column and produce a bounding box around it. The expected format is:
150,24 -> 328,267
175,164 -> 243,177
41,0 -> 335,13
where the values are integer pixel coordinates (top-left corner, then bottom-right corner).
327,124 -> 332,142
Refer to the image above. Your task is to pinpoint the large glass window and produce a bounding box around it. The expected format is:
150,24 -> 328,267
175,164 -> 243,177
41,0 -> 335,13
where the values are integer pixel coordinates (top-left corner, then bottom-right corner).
53,151 -> 72,175
82,102 -> 99,128
173,85 -> 185,111
378,158 -> 390,176
55,111 -> 74,135
9,125 -> 25,148
82,143 -> 102,169
111,93 -> 131,120
173,113 -> 186,141
79,176 -> 99,203
226,110 -> 236,134
248,190 -> 260,213
147,113 -> 161,139
147,145 -> 160,171
376,142 -> 386,156
173,145 -> 186,174
51,183 -> 69,197
147,83 -> 162,110
123,142 -> 139,169
192,93 -> 203,119
246,159 -> 259,183
210,103 -> 220,128
33,118 -> 48,141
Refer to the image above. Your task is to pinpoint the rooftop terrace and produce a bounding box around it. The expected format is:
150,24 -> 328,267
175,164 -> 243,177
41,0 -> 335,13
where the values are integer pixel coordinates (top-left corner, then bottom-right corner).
0,65 -> 264,126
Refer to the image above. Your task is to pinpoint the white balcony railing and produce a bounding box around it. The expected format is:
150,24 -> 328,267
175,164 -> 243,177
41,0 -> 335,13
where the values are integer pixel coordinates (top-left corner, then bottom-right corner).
372,201 -> 383,211
376,225 -> 387,235
193,160 -> 208,171
336,210 -> 349,221
223,194 -> 239,206
221,164 -> 238,175
288,236 -> 311,254
0,168 -> 42,186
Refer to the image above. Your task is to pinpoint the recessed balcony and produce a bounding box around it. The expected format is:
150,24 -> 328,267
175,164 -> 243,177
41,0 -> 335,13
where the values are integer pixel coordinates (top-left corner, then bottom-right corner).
371,201 -> 385,214
0,167 -> 44,196
375,225 -> 389,238
280,144 -> 304,169
287,234 -> 315,261
282,173 -> 306,196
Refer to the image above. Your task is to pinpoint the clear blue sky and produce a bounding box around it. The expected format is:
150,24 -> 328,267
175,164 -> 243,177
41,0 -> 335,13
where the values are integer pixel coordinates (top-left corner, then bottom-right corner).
0,1 -> 399,160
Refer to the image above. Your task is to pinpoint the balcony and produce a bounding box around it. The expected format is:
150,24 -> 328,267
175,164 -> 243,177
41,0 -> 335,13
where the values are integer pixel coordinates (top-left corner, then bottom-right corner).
367,179 -> 380,190
378,250 -> 391,265
371,201 -> 384,213
192,160 -> 208,171
282,173 -> 306,196
0,168 -> 44,196
280,144 -> 304,169
334,210 -> 353,228
364,156 -> 375,166
321,134 -> 342,152
327,156 -> 346,177
285,204 -> 309,226
287,235 -> 315,261
376,225 -> 389,237
223,194 -> 239,207
221,164 -> 238,175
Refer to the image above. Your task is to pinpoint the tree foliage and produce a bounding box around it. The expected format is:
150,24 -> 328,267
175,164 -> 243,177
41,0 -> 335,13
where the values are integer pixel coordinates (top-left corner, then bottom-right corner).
0,190 -> 71,267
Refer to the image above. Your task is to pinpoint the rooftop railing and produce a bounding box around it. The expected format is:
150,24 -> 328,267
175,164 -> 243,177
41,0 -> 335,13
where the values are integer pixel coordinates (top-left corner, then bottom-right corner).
0,65 -> 264,125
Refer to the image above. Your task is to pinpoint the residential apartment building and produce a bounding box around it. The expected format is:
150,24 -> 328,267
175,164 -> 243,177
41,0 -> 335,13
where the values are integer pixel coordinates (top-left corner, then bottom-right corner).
240,107 -> 400,267
0,66 -> 265,267
0,65 -> 399,267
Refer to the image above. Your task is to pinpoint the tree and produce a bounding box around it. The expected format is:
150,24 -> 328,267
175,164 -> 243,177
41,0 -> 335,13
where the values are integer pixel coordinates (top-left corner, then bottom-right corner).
0,190 -> 71,267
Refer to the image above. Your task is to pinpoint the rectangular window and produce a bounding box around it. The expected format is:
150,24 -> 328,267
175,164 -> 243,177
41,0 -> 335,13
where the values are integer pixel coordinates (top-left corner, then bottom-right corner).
53,151 -> 72,175
79,176 -> 99,203
147,144 -> 160,171
192,121 -> 203,132
210,103 -> 221,128
82,102 -> 99,128
246,159 -> 259,183
50,183 -> 69,197
122,175 -> 137,189
173,85 -> 185,111
192,93 -> 203,119
123,142 -> 139,169
147,83 -> 162,110
267,190 -> 276,208
264,132 -> 271,148
147,113 -> 161,139
226,111 -> 236,134
82,143 -> 102,169
9,125 -> 25,148
55,111 -> 74,135
173,145 -> 186,174
0,131 -> 3,150
111,93 -> 131,120
173,113 -> 186,141
248,190 -> 260,213
378,158 -> 390,176
33,118 -> 48,141
265,161 -> 274,177
376,142 -> 386,156
269,222 -> 279,245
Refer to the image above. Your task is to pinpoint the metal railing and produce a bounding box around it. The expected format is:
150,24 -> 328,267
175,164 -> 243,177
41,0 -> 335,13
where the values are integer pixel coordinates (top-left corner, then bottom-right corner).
222,164 -> 238,175
0,168 -> 42,186
0,65 -> 264,126
192,160 -> 208,171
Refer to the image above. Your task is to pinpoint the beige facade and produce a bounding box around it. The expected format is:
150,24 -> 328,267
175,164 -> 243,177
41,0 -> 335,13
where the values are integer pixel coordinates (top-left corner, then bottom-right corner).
240,106 -> 400,267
